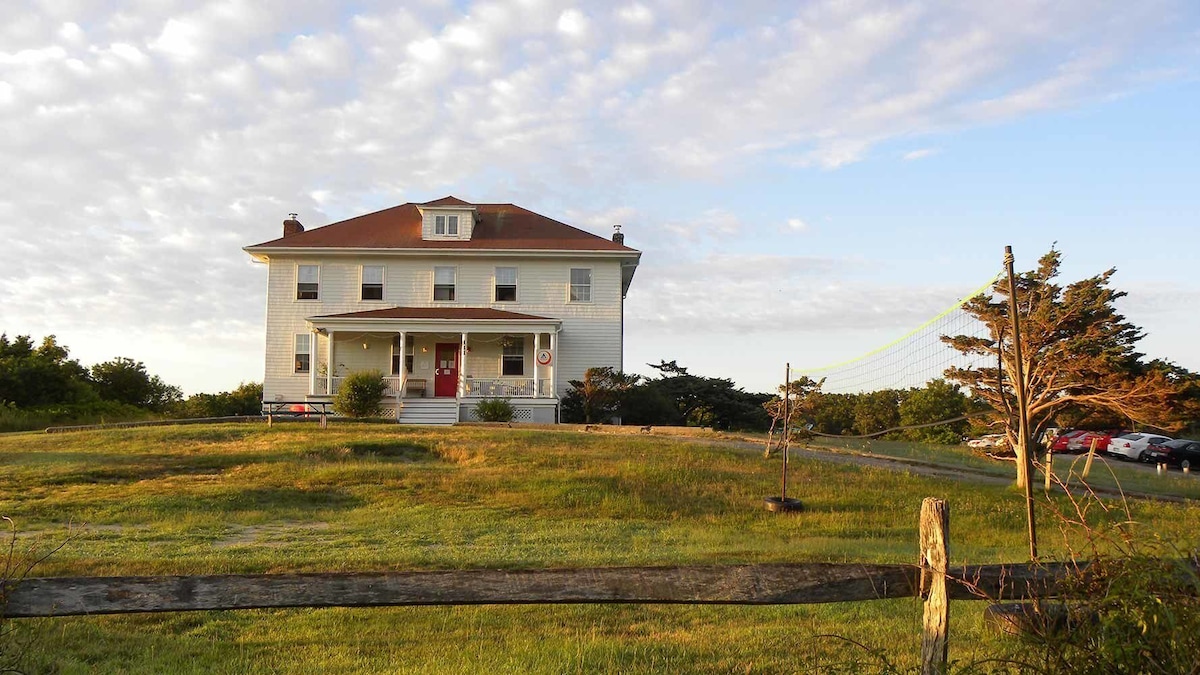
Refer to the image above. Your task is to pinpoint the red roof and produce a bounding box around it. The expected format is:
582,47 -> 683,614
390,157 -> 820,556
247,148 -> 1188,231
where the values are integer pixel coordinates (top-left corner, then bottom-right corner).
419,196 -> 475,207
310,307 -> 557,321
248,198 -> 635,252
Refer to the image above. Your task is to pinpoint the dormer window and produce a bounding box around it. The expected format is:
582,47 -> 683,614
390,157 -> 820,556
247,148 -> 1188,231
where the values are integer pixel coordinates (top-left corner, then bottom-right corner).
419,200 -> 476,241
435,215 -> 460,236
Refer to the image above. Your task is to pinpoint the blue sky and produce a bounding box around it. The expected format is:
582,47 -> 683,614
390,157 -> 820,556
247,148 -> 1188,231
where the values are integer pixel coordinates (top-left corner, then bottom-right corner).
1,1 -> 1198,396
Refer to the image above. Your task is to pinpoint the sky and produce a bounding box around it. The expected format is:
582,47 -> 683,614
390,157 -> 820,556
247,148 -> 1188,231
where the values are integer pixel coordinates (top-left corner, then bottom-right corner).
2,0 -> 1199,397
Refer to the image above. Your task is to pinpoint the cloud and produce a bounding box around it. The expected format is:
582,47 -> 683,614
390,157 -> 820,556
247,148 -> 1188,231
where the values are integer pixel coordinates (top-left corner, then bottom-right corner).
784,217 -> 810,232
0,0 -> 1194,392
902,148 -> 939,161
627,253 -> 972,334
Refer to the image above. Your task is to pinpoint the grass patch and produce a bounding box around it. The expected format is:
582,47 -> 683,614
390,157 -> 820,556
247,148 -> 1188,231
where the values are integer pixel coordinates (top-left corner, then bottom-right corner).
2,423 -> 1197,672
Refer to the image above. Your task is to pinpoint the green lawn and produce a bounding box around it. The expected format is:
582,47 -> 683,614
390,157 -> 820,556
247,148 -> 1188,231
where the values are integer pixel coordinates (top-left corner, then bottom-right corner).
2,423 -> 1196,673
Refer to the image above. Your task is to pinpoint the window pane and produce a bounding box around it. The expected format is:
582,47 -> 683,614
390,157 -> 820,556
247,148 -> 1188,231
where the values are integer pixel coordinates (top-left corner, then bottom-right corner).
496,267 -> 517,285
434,267 -> 456,284
570,268 -> 591,285
297,265 -> 319,300
495,286 -> 517,302
362,285 -> 383,300
448,215 -> 459,235
362,266 -> 384,284
294,334 -> 311,373
502,357 -> 523,376
434,286 -> 455,301
503,337 -> 524,355
435,215 -> 445,234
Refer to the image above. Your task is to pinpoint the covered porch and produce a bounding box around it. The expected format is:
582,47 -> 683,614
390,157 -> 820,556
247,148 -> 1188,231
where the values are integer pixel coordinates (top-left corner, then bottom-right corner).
303,307 -> 562,423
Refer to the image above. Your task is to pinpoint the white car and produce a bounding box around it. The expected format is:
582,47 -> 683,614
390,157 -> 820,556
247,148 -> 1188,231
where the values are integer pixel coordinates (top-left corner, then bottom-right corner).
967,434 -> 1008,449
1108,433 -> 1172,462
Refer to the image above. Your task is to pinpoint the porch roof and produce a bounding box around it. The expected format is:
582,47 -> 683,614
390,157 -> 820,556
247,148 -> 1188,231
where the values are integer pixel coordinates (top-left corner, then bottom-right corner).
310,306 -> 554,321
307,306 -> 561,334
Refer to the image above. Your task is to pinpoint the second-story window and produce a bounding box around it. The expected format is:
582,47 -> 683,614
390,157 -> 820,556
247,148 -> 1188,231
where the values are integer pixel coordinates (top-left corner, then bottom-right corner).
297,265 -> 319,300
434,215 -> 460,236
361,265 -> 384,301
434,266 -> 456,301
569,268 -> 592,302
495,266 -> 517,302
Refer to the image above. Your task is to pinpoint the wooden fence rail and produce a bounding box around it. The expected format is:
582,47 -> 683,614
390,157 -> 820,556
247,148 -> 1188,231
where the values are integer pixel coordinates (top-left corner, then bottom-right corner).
0,498 -> 1092,673
3,561 -> 1076,619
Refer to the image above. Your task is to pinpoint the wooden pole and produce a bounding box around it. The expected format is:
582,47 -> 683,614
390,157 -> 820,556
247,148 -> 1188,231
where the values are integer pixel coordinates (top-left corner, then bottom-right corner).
1044,449 -> 1052,492
1082,437 -> 1098,478
1004,245 -> 1037,560
920,498 -> 950,675
781,363 -> 791,501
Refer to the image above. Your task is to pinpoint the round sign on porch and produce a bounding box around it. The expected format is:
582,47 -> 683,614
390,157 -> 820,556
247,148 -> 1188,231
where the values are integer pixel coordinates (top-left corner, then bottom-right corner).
536,349 -> 553,365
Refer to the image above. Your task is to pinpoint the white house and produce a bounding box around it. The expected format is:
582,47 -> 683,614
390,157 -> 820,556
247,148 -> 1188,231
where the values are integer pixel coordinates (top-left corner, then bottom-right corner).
243,197 -> 640,424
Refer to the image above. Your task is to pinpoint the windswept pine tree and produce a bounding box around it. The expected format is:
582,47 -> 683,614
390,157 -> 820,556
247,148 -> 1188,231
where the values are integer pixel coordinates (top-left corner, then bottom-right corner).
944,248 -> 1189,487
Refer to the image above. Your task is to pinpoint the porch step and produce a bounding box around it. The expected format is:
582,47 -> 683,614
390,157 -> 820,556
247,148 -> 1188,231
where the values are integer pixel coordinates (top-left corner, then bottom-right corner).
397,399 -> 459,426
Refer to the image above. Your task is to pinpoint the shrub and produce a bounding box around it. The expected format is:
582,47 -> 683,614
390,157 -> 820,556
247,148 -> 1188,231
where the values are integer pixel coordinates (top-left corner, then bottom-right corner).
332,370 -> 387,418
473,398 -> 514,423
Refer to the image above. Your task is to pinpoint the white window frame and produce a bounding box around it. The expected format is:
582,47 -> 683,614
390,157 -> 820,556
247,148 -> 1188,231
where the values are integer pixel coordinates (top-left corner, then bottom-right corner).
296,264 -> 320,301
501,337 -> 525,376
494,266 -> 518,303
569,268 -> 592,303
361,265 -> 385,302
294,333 -> 311,374
392,336 -> 415,375
433,266 -> 457,302
434,214 -> 446,235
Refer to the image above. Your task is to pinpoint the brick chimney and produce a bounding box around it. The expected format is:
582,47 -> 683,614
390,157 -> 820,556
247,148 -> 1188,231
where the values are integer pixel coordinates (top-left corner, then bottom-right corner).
612,224 -> 624,245
283,213 -> 304,237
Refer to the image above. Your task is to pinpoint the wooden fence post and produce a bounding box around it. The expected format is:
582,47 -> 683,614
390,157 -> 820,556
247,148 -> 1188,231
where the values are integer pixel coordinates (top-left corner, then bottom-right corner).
920,498 -> 949,675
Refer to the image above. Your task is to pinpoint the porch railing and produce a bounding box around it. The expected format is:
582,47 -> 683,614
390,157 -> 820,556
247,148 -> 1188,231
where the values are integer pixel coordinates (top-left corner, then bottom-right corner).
464,378 -> 553,398
313,377 -> 551,399
315,377 -> 404,398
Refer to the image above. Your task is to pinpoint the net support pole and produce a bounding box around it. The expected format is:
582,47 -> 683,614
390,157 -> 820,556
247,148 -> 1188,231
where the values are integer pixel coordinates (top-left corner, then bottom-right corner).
1004,245 -> 1037,561
781,363 -> 790,501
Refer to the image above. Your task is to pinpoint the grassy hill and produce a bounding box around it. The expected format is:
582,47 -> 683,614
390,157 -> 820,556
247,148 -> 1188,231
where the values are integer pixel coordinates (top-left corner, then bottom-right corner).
2,423 -> 1196,673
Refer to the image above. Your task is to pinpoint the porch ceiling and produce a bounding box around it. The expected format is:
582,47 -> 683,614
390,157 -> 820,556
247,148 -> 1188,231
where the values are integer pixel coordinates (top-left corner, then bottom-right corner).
311,306 -> 554,321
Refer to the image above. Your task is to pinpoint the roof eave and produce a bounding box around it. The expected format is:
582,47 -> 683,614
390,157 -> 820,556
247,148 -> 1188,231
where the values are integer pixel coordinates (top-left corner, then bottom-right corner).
243,246 -> 641,258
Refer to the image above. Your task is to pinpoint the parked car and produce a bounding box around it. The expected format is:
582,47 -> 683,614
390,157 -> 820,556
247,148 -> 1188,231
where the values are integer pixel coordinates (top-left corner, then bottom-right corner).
1066,430 -> 1115,453
1051,430 -> 1087,453
1152,439 -> 1200,470
1108,433 -> 1174,462
967,434 -> 1008,449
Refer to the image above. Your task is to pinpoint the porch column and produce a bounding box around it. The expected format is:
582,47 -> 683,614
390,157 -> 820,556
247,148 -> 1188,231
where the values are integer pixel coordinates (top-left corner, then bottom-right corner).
327,330 -> 335,397
550,329 -> 558,399
398,331 -> 407,398
534,332 -> 542,397
309,328 -> 318,396
459,331 -> 469,399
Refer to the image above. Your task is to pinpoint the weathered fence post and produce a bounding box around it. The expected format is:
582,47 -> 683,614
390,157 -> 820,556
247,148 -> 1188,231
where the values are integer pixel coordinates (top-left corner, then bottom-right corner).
920,497 -> 949,675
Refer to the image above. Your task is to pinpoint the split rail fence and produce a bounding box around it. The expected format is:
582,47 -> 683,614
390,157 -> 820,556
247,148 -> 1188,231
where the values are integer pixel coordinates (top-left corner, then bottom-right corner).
2,499 -> 1072,674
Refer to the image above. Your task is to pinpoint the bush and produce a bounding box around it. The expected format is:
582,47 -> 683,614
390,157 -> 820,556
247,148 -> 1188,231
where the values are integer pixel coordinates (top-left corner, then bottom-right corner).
473,398 -> 514,422
332,370 -> 387,418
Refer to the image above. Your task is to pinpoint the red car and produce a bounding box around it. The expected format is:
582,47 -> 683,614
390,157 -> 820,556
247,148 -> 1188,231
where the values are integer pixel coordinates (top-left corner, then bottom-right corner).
1066,430 -> 1119,454
1051,430 -> 1087,453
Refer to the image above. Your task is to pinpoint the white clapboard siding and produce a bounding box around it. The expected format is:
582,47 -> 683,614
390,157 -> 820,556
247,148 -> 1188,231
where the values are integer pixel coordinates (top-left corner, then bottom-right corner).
261,254 -> 627,403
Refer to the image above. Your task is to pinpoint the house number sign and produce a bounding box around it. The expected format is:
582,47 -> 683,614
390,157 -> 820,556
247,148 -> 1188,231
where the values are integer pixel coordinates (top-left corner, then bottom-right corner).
536,349 -> 553,365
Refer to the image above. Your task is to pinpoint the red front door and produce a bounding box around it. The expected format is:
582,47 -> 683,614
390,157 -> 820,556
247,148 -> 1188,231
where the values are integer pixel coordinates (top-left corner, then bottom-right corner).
434,343 -> 459,397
